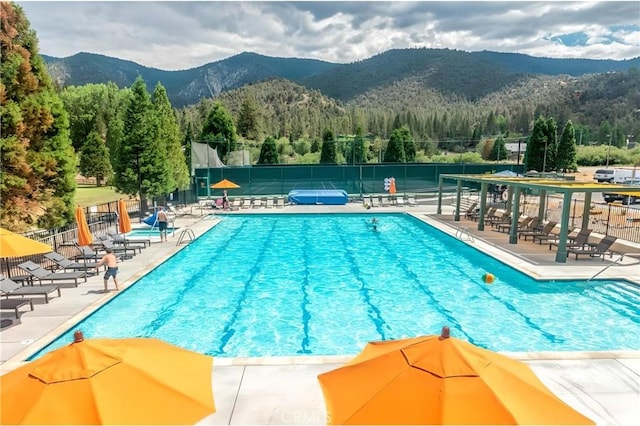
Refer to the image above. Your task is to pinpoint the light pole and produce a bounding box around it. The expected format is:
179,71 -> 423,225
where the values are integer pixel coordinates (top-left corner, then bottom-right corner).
606,134 -> 612,168
542,139 -> 548,173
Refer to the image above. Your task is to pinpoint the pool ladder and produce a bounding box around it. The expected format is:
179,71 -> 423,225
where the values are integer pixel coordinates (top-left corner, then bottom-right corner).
455,226 -> 475,243
176,228 -> 196,246
587,252 -> 640,281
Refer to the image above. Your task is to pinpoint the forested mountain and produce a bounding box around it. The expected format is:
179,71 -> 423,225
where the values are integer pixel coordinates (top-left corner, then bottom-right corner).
43,48 -> 639,107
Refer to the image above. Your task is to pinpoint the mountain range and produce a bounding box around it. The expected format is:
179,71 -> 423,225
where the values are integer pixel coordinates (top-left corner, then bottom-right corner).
42,48 -> 640,108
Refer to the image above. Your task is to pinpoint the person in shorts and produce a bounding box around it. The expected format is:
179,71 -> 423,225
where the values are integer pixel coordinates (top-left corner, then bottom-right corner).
157,207 -> 168,242
97,248 -> 119,291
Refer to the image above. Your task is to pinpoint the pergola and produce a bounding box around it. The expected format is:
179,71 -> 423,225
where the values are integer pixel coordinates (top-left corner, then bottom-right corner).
436,174 -> 640,263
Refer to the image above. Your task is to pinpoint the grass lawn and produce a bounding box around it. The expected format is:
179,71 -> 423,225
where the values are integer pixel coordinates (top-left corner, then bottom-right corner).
75,185 -> 130,207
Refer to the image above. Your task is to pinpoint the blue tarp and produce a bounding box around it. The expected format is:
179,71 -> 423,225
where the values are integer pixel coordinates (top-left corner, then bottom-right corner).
288,189 -> 349,205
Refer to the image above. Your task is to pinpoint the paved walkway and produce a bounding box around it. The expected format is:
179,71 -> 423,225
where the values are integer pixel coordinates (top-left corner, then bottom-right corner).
1,202 -> 639,425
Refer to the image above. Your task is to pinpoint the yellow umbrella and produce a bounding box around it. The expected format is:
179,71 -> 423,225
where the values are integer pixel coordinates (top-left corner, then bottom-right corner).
117,199 -> 132,234
318,326 -> 594,425
1,330 -> 216,425
0,228 -> 52,258
75,206 -> 92,247
210,178 -> 240,189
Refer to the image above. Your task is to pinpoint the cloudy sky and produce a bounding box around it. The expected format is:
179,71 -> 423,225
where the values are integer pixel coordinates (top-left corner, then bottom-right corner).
17,1 -> 640,71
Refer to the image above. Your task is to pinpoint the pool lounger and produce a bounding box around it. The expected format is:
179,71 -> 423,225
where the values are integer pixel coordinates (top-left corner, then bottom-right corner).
17,261 -> 88,287
1,275 -> 61,304
0,297 -> 33,318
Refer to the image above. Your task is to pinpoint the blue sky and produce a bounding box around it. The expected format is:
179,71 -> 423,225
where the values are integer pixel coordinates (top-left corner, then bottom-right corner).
17,1 -> 640,71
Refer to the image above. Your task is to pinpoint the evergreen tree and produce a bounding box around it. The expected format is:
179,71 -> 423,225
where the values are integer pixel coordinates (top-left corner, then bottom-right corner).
79,131 -> 112,186
543,117 -> 558,171
347,126 -> 366,164
114,76 -> 168,204
183,122 -> 194,173
257,136 -> 279,164
237,94 -> 262,141
1,2 -> 76,230
556,120 -> 578,172
153,82 -> 190,190
200,101 -> 237,161
524,117 -> 547,172
489,135 -> 508,161
319,129 -> 337,164
383,127 -> 407,163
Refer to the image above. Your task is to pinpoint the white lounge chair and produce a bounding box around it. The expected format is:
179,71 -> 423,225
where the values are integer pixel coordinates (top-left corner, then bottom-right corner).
266,198 -> 274,209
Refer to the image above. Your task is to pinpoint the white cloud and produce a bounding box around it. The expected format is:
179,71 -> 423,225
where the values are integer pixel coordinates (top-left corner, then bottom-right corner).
17,1 -> 640,71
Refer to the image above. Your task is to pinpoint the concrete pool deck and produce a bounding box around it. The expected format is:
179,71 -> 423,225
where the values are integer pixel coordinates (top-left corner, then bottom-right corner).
1,202 -> 639,425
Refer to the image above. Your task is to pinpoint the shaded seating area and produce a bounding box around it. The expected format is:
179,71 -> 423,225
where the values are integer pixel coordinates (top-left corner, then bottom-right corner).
17,261 -> 87,287
567,236 -> 618,260
520,220 -> 557,241
1,275 -> 61,304
548,228 -> 592,251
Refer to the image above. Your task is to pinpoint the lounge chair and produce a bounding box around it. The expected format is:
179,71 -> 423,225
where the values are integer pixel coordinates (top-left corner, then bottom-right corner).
241,198 -> 251,209
470,207 -> 496,222
253,198 -> 263,209
463,202 -> 479,219
0,298 -> 33,318
494,216 -> 530,233
495,217 -> 539,234
520,221 -> 557,241
567,236 -> 618,260
44,252 -> 103,275
371,196 -> 380,208
99,239 -> 140,257
1,275 -> 61,304
266,198 -> 274,209
17,261 -> 87,287
380,196 -> 390,206
108,232 -> 151,248
396,196 -> 406,207
407,195 -> 418,207
548,228 -> 592,251
232,198 -> 242,209
276,197 -> 285,208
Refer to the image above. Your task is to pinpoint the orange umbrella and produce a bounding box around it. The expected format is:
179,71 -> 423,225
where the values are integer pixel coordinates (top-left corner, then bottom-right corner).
318,327 -> 594,425
1,331 -> 216,425
75,206 -> 92,247
117,199 -> 132,234
0,228 -> 52,258
210,178 -> 240,189
389,177 -> 397,195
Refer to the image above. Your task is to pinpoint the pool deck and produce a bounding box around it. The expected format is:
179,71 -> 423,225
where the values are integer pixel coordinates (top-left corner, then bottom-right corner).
1,202 -> 639,425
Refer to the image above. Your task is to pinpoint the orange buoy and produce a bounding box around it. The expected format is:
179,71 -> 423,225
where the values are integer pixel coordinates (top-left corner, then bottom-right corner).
482,273 -> 495,284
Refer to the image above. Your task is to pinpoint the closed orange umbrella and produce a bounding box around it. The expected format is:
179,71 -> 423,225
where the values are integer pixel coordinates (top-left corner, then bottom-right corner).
1,331 -> 216,425
389,177 -> 397,195
75,206 -> 92,247
318,327 -> 594,425
210,178 -> 240,189
117,199 -> 132,234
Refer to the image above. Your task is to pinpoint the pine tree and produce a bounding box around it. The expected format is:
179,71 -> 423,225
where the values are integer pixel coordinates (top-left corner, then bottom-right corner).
237,94 -> 262,141
257,136 -> 279,164
543,117 -> 558,171
114,76 -> 168,203
383,127 -> 409,163
320,129 -> 337,164
153,82 -> 190,190
1,2 -> 76,230
489,135 -> 508,161
200,102 -> 237,161
556,120 -> 578,172
79,131 -> 112,186
524,117 -> 547,172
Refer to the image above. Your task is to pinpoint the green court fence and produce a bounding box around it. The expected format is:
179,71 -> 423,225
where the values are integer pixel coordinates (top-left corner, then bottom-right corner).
194,164 -> 524,199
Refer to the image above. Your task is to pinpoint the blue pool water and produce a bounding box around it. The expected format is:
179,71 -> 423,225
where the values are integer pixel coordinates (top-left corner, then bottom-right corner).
31,214 -> 640,359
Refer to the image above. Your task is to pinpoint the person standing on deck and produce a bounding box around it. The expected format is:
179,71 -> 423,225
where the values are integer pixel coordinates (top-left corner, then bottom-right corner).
96,249 -> 119,291
157,207 -> 168,242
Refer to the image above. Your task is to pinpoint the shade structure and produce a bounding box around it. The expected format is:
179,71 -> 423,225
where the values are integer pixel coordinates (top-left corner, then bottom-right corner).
318,327 -> 594,425
1,331 -> 216,425
75,206 -> 93,247
0,228 -> 52,258
117,199 -> 132,234
210,178 -> 240,189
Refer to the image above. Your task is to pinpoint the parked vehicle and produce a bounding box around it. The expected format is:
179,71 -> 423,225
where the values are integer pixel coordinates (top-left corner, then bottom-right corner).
594,168 -> 634,183
602,178 -> 640,204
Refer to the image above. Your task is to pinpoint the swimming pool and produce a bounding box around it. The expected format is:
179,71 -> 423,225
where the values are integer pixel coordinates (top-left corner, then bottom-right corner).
30,214 -> 640,359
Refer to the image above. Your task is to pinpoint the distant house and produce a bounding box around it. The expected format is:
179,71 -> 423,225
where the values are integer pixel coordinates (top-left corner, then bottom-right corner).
504,142 -> 527,161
